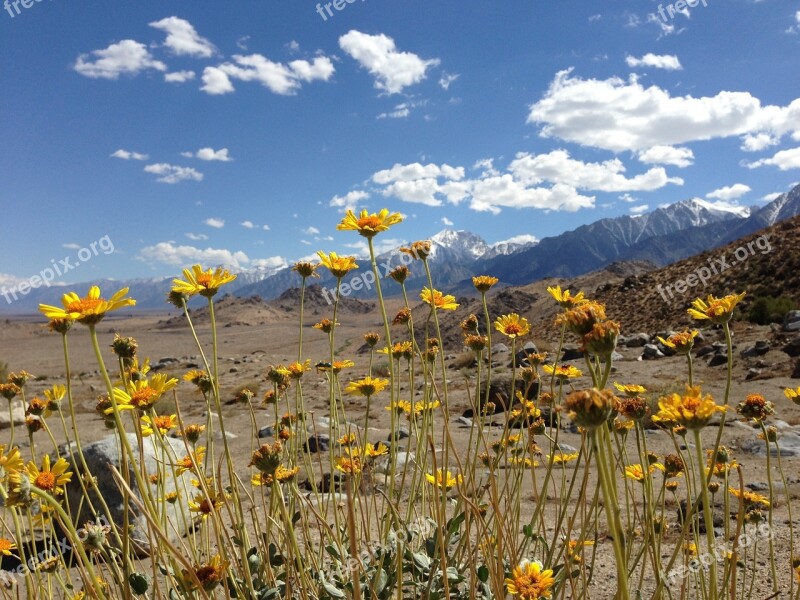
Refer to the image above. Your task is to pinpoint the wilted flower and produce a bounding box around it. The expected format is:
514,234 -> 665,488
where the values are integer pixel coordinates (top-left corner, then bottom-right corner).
583,320 -> 620,356
388,265 -> 410,284
183,370 -> 213,394
664,454 -> 685,478
183,424 -> 206,444
0,382 -> 20,401
292,261 -> 319,279
736,393 -> 774,422
465,334 -> 488,353
250,442 -> 283,476
555,301 -> 606,337
460,314 -> 479,333
313,319 -> 338,333
110,334 -> 138,361
392,308 -> 411,325
400,240 -> 432,260
184,554 -> 229,592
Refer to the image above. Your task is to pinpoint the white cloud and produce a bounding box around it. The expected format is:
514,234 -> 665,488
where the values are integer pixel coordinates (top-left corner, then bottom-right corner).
164,70 -> 196,83
262,224 -> 271,231
619,193 -> 638,203
62,243 -> 81,250
626,53 -> 682,70
196,147 -> 233,162
241,221 -> 255,229
469,177 -> 595,214
441,217 -> 454,226
250,256 -> 288,270
740,133 -> 780,152
439,72 -> 459,90
138,242 -> 252,270
149,17 -> 215,58
111,149 -> 149,161
637,145 -> 694,167
509,150 -> 683,192
339,30 -> 440,94
204,218 -> 225,229
373,163 -> 465,184
185,232 -> 208,241
746,147 -> 800,170
303,226 -> 320,235
528,69 -> 800,152
329,190 -> 369,213
760,192 -> 782,202
473,158 -> 500,177
201,54 -> 334,95
74,40 -> 166,79
343,238 -> 405,259
0,273 -> 31,288
496,234 -> 538,245
378,104 -> 411,119
706,183 -> 751,201
144,163 -> 203,184
630,204 -> 650,214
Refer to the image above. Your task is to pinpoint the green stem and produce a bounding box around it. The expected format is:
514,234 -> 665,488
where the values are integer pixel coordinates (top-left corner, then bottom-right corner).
693,429 -> 718,600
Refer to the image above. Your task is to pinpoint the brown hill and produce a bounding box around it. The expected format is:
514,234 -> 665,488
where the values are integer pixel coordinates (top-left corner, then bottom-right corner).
271,285 -> 376,316
157,295 -> 288,329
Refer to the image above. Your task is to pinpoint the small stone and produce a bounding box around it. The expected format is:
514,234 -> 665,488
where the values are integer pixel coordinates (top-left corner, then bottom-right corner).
642,344 -> 664,360
304,434 -> 330,454
387,427 -> 410,441
258,426 -> 275,438
624,333 -> 650,348
708,354 -> 729,367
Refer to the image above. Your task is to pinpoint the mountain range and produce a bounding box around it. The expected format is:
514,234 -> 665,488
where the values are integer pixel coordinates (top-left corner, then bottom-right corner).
3,184 -> 798,313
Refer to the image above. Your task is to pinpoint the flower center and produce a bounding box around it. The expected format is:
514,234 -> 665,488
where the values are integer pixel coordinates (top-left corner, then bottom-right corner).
131,388 -> 157,408
35,471 -> 56,491
196,273 -> 213,288
504,324 -> 523,335
357,216 -> 382,229
66,297 -> 103,314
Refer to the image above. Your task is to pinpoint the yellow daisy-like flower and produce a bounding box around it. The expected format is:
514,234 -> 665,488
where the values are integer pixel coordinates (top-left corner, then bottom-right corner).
337,208 -> 403,238
543,364 -> 582,380
420,287 -> 459,311
554,301 -> 606,337
729,488 -> 770,508
785,387 -> 800,405
687,292 -> 747,324
345,376 -> 389,397
613,383 -> 647,397
362,442 -> 389,458
0,537 -> 16,556
110,374 -> 179,412
546,285 -> 587,309
140,414 -> 178,437
317,251 -> 359,278
26,455 -> 72,495
656,386 -> 727,430
189,491 -> 226,520
657,330 -> 699,354
184,554 -> 230,592
172,265 -> 237,299
547,452 -> 580,464
473,275 -> 499,293
286,360 -> 311,380
625,464 -> 649,482
566,540 -> 594,564
0,445 -> 24,477
505,560 -> 555,600
39,286 -> 135,326
379,341 -> 414,360
425,469 -> 463,490
335,457 -> 362,475
43,384 -> 66,412
176,447 -> 206,476
495,313 -> 531,338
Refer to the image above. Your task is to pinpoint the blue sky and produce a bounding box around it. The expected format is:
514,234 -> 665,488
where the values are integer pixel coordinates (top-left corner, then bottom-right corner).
2,0 -> 799,288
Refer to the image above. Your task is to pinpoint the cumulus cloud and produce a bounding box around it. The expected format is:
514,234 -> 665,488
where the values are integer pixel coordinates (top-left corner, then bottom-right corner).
138,242 -> 284,271
625,53 -> 682,70
637,145 -> 694,167
144,163 -> 203,184
496,234 -> 538,245
509,150 -> 683,192
329,190 -> 369,213
74,40 -> 166,79
196,147 -> 233,161
200,54 -> 334,95
706,183 -> 751,201
149,16 -> 215,58
204,218 -> 225,228
746,147 -> 800,170
630,204 -> 650,214
111,149 -> 149,161
528,69 -> 800,152
164,70 -> 196,83
185,233 -> 208,241
339,30 -> 440,94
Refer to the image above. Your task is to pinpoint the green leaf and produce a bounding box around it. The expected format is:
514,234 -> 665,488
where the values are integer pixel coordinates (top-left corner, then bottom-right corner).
128,573 -> 149,595
322,580 -> 347,598
477,565 -> 489,583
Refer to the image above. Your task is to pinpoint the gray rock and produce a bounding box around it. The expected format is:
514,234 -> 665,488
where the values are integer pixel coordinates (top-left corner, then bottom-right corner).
304,434 -> 330,454
741,341 -> 771,358
492,343 -> 510,355
62,433 -> 196,555
258,426 -> 275,438
560,345 -> 584,361
741,432 -> 800,457
387,427 -> 410,441
642,344 -> 664,360
0,401 -> 25,429
784,336 -> 800,358
793,360 -> 800,379
708,354 -> 729,367
746,368 -> 761,380
695,345 -> 715,358
623,333 -> 650,348
784,310 -> 800,331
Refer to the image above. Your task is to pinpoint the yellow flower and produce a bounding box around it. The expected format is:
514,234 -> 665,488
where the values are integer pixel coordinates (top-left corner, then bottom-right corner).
140,414 -> 178,437
505,560 -> 555,600
176,447 -> 206,476
547,452 -> 580,464
566,540 -> 594,564
345,376 -> 389,397
335,457 -> 362,475
189,491 -> 226,520
420,287 -> 459,310
43,384 -> 66,412
473,275 -> 499,293
292,261 -> 319,278
363,442 -> 389,458
785,387 -> 800,405
564,388 -> 616,429
172,265 -> 236,299
317,251 -> 359,278
184,554 -> 229,592
0,445 -> 24,477
26,455 -> 72,495
0,537 -> 16,557
547,285 -> 587,308
625,464 -> 648,482
614,383 -> 647,397
286,360 -> 311,380
39,286 -> 135,326
425,469 -> 463,490
379,341 -> 414,360
657,330 -> 698,354
337,208 -> 403,238
110,374 -> 179,412
554,301 -> 607,337
656,386 -> 726,430
687,292 -> 746,324
729,488 -> 770,508
495,313 -> 531,338
543,364 -> 582,380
